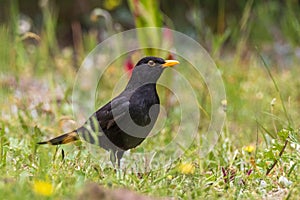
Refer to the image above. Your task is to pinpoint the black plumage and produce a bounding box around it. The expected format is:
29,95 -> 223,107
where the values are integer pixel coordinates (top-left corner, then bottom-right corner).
38,56 -> 179,166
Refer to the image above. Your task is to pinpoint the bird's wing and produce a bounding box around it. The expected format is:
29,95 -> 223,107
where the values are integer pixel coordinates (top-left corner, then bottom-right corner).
96,95 -> 130,130
76,94 -> 130,146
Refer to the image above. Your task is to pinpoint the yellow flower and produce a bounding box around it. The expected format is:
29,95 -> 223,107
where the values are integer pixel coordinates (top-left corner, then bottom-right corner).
103,0 -> 122,10
33,180 -> 53,196
167,175 -> 173,180
178,163 -> 195,174
243,145 -> 255,153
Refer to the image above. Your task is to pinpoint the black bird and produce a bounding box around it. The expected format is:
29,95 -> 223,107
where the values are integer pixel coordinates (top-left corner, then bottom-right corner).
38,56 -> 179,166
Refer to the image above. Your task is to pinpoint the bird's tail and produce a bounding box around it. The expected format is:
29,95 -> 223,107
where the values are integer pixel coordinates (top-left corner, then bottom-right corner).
38,131 -> 79,145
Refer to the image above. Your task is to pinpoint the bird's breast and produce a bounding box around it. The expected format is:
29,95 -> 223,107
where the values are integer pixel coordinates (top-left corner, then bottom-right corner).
128,85 -> 160,127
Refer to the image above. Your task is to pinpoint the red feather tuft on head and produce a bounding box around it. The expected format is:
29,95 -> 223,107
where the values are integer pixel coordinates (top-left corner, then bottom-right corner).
124,58 -> 134,77
166,53 -> 175,60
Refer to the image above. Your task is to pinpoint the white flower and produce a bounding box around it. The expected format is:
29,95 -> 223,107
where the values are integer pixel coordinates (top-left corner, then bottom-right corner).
260,180 -> 267,188
278,176 -> 292,187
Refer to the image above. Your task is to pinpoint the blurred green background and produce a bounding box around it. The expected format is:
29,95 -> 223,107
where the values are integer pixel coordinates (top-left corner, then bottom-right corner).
1,0 -> 299,62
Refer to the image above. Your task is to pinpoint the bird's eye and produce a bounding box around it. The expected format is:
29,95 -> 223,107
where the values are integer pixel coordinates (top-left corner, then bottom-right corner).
148,60 -> 155,66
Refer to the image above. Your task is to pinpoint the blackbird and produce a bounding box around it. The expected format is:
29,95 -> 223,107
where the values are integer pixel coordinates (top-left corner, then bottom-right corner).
38,56 -> 179,166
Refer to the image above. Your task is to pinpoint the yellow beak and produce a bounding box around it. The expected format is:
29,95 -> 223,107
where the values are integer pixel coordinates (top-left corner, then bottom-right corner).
162,60 -> 180,67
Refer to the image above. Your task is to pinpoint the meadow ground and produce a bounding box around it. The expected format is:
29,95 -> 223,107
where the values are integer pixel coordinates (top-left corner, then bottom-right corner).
0,1 -> 300,199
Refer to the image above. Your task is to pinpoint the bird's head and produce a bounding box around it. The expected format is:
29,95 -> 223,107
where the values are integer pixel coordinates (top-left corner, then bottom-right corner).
126,56 -> 179,90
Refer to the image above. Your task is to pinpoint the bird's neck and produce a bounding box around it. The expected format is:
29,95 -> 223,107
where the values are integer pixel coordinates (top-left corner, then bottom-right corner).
125,74 -> 158,91
125,81 -> 157,91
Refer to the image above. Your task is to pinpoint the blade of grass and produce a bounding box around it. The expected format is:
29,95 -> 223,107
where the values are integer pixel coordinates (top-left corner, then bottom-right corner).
257,50 -> 293,175
266,139 -> 288,175
256,119 -> 276,139
258,51 -> 293,127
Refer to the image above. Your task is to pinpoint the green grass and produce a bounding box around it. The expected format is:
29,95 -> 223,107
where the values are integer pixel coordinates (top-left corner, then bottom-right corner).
1,1 -> 300,199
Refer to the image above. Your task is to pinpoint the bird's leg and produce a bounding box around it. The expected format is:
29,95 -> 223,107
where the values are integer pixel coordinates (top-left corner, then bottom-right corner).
116,151 -> 124,168
109,150 -> 124,169
109,149 -> 117,167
